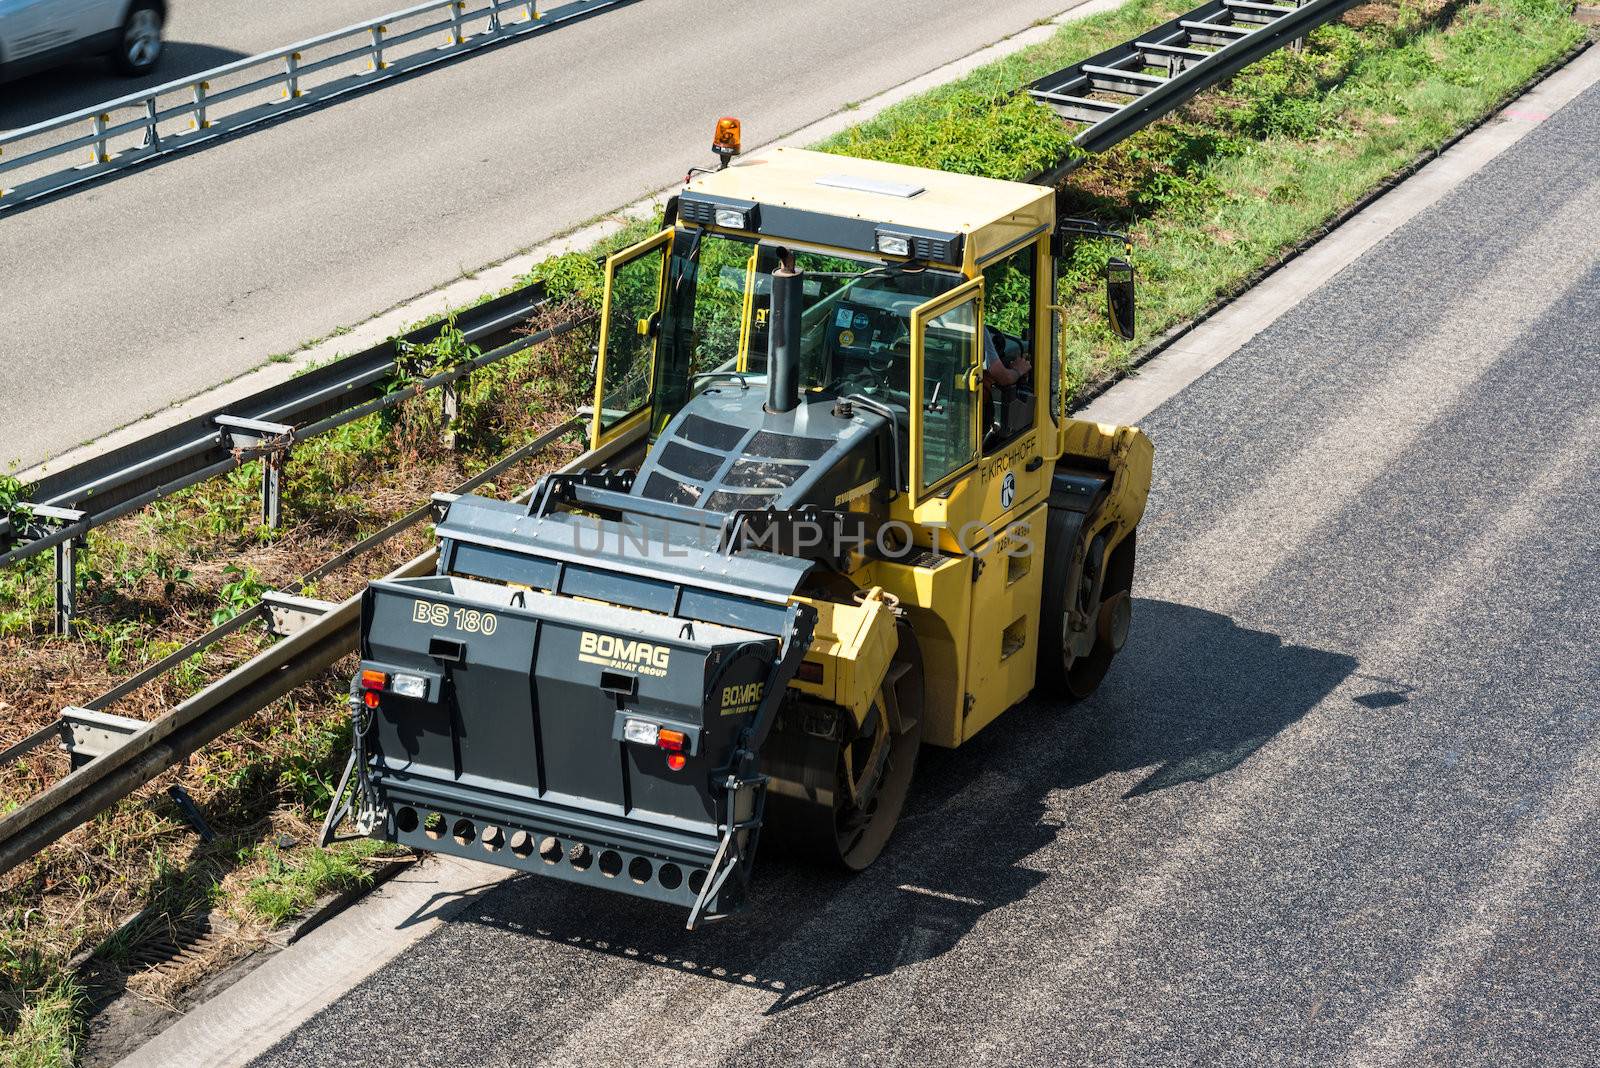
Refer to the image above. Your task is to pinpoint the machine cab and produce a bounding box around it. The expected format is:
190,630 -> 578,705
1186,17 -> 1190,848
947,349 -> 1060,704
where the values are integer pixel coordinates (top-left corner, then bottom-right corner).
589,147 -> 1063,519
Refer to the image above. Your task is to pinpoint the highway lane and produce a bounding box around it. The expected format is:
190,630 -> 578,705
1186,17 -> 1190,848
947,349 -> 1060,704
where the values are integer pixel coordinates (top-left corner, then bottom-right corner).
246,80 -> 1600,1067
0,0 -> 1081,471
0,1 -> 396,131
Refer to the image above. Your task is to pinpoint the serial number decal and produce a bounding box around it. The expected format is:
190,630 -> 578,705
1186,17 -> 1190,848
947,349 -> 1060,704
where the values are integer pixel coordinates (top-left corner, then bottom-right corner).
579,631 -> 671,677
720,681 -> 764,717
411,600 -> 498,635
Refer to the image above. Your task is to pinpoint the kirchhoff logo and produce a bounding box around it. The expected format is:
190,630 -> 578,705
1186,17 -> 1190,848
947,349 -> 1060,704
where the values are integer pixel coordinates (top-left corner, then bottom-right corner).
579,631 -> 671,676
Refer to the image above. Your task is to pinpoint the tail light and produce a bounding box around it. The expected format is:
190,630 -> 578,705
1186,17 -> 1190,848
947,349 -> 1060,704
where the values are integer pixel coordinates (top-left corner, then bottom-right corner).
359,668 -> 428,699
623,719 -> 691,770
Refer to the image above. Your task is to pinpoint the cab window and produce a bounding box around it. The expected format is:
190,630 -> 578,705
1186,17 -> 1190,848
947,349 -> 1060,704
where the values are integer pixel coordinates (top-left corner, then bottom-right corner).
655,231 -> 757,430
595,234 -> 670,434
979,243 -> 1038,449
917,291 -> 982,494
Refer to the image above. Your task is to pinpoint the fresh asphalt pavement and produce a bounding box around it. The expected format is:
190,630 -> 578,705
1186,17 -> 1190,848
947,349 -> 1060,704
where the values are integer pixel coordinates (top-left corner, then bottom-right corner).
0,0 -> 1081,471
247,86 -> 1600,1066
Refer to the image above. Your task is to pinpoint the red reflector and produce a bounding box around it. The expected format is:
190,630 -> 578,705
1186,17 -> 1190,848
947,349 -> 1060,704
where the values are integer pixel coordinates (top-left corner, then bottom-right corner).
657,729 -> 686,752
666,753 -> 687,771
363,690 -> 380,709
360,669 -> 388,690
796,661 -> 824,684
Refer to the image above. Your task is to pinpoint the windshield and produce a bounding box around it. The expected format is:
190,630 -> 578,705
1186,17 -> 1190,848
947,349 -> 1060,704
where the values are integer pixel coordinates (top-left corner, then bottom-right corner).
655,233 -> 965,420
747,249 -> 964,400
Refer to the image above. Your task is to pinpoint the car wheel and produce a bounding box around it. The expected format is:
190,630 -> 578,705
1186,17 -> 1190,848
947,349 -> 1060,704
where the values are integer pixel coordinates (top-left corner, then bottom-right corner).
111,3 -> 163,76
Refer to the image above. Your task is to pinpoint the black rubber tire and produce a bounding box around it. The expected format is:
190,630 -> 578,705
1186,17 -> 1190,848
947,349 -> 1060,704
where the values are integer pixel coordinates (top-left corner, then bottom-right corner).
1036,506 -> 1086,695
1037,508 -> 1136,702
1064,531 -> 1135,699
765,623 -> 923,871
111,2 -> 163,77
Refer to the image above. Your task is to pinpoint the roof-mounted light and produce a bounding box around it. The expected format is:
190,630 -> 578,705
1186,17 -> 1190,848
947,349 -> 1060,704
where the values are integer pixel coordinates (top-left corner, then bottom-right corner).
875,230 -> 913,257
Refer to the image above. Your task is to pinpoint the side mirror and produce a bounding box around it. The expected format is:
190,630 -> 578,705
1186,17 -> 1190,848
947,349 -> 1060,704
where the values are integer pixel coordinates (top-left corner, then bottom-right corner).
1105,258 -> 1136,341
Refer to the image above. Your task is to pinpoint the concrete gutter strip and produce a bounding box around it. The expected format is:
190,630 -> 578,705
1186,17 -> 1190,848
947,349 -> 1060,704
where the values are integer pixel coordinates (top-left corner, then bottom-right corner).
109,33 -> 1600,1068
112,857 -> 514,1068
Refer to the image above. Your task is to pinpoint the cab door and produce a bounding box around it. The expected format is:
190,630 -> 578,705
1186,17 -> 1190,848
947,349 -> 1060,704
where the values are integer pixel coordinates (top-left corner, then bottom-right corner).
590,229 -> 672,450
909,277 -> 984,506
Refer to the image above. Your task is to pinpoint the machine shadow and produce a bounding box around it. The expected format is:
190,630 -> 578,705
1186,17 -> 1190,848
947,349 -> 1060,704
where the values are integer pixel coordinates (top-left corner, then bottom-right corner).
0,44 -> 250,130
457,598 -> 1358,1011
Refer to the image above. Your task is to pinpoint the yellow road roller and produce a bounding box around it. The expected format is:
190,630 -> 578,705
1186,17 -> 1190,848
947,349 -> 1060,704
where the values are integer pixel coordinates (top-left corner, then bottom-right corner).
327,132 -> 1151,927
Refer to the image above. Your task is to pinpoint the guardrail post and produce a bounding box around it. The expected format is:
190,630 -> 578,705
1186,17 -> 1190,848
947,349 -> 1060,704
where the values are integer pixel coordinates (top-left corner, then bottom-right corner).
89,113 -> 110,165
262,450 -> 286,528
440,381 -> 459,450
284,52 -> 303,100
23,504 -> 88,636
191,81 -> 211,131
448,1 -> 465,45
55,536 -> 81,637
216,415 -> 296,530
142,97 -> 161,150
368,24 -> 388,71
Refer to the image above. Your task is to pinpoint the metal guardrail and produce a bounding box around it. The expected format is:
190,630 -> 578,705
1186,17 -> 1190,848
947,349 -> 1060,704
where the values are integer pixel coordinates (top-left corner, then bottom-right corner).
0,419 -> 635,876
0,0 -> 635,210
1025,0 -> 1365,157
0,277 -> 584,632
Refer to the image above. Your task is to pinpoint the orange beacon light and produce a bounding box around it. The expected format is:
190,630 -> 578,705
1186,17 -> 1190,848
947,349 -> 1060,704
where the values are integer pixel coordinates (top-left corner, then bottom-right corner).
712,117 -> 742,166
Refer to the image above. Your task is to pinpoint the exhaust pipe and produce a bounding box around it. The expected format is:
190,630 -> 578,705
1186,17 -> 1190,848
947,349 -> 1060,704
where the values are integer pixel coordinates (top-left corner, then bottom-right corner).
766,248 -> 802,414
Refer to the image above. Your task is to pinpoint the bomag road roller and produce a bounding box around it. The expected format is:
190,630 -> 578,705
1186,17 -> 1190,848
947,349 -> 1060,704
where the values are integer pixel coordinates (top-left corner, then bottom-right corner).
323,131 -> 1152,928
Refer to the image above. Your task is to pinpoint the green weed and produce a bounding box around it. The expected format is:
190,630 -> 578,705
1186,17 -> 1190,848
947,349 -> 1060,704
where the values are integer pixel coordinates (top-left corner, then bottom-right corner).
243,845 -> 376,926
211,564 -> 267,626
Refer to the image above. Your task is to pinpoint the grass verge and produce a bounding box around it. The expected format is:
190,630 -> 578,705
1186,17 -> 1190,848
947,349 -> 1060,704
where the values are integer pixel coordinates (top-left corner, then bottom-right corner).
0,0 -> 1585,1061
820,0 -> 1584,394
